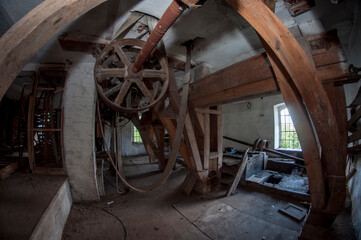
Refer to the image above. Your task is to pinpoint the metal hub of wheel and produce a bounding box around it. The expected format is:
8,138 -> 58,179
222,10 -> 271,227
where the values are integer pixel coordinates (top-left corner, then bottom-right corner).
94,39 -> 169,112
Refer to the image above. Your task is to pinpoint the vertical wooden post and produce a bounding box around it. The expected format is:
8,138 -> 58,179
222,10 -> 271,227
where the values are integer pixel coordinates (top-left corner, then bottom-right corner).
217,106 -> 223,171
203,111 -> 210,171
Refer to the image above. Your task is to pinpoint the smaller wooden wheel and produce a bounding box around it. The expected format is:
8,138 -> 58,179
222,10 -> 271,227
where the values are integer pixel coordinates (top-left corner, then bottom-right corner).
94,39 -> 169,112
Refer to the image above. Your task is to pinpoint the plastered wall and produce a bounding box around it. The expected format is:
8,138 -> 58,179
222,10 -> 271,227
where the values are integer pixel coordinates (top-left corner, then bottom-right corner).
63,62 -> 99,202
222,94 -> 284,151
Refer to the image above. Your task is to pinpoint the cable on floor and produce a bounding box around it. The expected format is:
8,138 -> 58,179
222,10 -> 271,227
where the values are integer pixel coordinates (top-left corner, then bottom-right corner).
101,208 -> 128,240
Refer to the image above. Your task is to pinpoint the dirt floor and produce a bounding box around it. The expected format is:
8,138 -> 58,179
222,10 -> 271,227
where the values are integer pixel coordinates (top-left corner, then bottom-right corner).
61,155 -> 357,240
0,172 -> 66,240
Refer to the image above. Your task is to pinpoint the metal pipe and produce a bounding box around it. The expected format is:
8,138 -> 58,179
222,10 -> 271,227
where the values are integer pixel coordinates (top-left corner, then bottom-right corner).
131,0 -> 186,73
223,136 -> 304,162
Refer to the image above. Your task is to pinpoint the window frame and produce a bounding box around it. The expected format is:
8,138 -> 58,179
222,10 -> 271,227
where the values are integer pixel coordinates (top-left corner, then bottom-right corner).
274,103 -> 301,150
132,124 -> 143,144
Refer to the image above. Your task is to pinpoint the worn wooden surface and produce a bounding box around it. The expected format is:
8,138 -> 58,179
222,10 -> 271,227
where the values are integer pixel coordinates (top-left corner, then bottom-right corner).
225,0 -> 346,237
0,0 -> 108,101
226,149 -> 249,197
188,52 -> 348,108
262,37 -> 325,209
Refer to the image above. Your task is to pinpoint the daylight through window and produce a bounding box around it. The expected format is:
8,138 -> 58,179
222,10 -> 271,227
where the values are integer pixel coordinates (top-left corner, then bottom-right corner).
133,125 -> 142,143
274,103 -> 301,150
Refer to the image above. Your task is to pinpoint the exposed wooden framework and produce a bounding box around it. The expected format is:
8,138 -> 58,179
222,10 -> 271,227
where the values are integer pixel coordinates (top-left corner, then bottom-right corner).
0,0 -> 353,238
0,0 -> 107,101
189,40 -> 348,108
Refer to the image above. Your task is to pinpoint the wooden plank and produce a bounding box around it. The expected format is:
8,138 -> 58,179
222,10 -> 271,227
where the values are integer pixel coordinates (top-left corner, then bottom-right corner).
189,60 -> 347,108
346,168 -> 357,183
226,149 -> 249,197
0,162 -> 19,180
144,125 -> 157,164
189,77 -> 279,108
153,125 -> 165,169
131,114 -> 163,161
37,87 -> 55,91
203,112 -> 210,170
32,128 -> 61,132
181,173 -> 198,196
348,107 -> 361,128
348,130 -> 361,143
59,34 -> 109,53
279,203 -> 307,221
194,108 -> 222,115
189,53 -> 273,101
0,0 -> 108,101
308,30 -> 347,68
167,69 -> 204,174
217,106 -> 223,168
168,56 -> 196,71
318,62 -> 349,84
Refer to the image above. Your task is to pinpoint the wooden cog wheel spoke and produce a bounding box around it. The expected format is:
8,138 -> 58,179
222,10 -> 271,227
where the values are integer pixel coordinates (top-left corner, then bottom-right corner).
104,83 -> 122,97
114,81 -> 131,105
152,81 -> 161,98
101,54 -> 118,68
136,81 -> 155,104
142,69 -> 166,79
94,39 -> 169,112
126,92 -> 132,109
114,46 -> 130,66
96,68 -> 126,79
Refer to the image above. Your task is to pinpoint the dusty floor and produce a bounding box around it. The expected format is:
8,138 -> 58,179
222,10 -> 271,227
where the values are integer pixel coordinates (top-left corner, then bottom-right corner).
0,155 -> 355,240
0,172 -> 66,240
62,155 -> 357,240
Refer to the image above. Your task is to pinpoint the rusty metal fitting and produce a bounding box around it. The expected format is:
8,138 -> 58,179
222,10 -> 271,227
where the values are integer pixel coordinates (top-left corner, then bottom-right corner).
132,0 -> 186,73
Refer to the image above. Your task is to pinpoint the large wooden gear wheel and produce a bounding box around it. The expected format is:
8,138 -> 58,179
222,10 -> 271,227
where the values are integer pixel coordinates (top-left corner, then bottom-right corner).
94,39 -> 169,112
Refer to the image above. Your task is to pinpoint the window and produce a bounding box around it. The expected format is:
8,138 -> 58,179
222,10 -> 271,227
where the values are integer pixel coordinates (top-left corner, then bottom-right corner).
274,103 -> 301,150
132,125 -> 142,143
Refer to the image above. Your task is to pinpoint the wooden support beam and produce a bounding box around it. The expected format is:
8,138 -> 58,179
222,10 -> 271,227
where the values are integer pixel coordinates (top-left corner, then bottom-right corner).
226,149 -> 249,197
188,52 -> 348,108
217,106 -> 223,169
59,34 -> 109,53
131,114 -> 163,161
261,36 -> 325,208
189,53 -> 273,103
0,0 -> 108,101
203,111 -> 210,171
58,34 -> 194,71
167,70 -> 205,175
223,1 -> 346,238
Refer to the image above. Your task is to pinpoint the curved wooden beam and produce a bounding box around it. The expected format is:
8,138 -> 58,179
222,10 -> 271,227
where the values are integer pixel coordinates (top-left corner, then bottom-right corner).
225,0 -> 346,235
0,0 -> 108,101
261,38 -> 326,209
